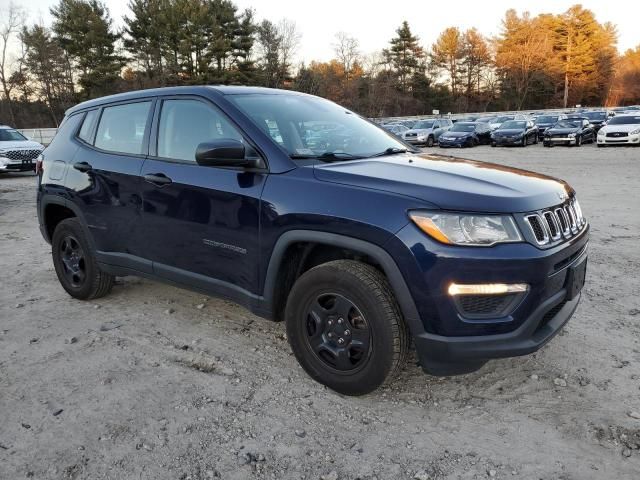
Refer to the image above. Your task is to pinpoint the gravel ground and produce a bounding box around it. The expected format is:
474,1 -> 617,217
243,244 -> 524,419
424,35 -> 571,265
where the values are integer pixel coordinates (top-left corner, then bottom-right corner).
1,143 -> 639,480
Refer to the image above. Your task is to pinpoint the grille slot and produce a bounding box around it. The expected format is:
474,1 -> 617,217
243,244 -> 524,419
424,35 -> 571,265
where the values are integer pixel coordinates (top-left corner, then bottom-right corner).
543,211 -> 560,240
525,214 -> 548,244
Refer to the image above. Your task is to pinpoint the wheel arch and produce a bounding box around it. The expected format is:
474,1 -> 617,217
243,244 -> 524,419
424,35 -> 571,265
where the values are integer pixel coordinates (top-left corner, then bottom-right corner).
262,230 -> 423,335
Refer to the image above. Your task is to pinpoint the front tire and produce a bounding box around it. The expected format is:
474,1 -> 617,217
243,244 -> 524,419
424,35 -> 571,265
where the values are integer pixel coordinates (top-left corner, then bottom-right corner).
285,260 -> 409,396
575,135 -> 582,147
52,218 -> 114,300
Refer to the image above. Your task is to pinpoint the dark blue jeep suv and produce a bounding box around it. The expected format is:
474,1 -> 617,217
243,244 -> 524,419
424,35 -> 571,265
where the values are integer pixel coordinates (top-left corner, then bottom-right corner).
37,86 -> 588,395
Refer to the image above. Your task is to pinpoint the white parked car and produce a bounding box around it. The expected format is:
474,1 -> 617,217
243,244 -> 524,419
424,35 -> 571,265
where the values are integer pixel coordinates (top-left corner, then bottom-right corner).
596,114 -> 640,147
0,125 -> 45,173
402,119 -> 452,147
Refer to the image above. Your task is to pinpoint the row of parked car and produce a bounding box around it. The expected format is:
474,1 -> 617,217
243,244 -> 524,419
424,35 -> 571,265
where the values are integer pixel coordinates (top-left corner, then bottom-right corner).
380,107 -> 640,149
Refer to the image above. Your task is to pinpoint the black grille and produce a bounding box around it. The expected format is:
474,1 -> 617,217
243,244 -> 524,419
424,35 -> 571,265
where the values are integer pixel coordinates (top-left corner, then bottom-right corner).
528,216 -> 546,242
606,132 -> 627,138
3,149 -> 42,161
405,132 -> 417,137
458,294 -> 517,316
539,300 -> 567,328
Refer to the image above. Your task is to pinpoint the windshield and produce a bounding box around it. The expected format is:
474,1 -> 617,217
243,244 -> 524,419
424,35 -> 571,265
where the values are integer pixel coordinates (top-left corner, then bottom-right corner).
536,116 -> 558,123
476,116 -> 496,123
555,120 -> 581,128
449,123 -> 475,132
495,116 -> 514,123
583,112 -> 606,120
227,93 -> 409,159
413,120 -> 435,129
0,129 -> 27,141
499,121 -> 526,129
607,115 -> 640,125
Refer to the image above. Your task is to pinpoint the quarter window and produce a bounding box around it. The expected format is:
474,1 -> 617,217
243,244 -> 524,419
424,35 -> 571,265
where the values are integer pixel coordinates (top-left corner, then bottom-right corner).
94,102 -> 151,155
157,99 -> 244,162
78,109 -> 98,143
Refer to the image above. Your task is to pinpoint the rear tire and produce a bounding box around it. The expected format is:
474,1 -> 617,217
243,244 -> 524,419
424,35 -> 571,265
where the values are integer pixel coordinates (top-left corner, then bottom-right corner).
51,218 -> 114,300
285,260 -> 409,396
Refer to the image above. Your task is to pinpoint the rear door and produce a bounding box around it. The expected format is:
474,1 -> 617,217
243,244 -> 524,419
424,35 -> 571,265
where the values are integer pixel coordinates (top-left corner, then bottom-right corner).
67,100 -> 154,269
139,96 -> 266,296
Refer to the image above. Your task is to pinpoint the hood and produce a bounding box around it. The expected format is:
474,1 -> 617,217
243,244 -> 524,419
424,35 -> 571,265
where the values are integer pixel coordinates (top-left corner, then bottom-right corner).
493,129 -> 524,136
0,140 -> 44,150
546,126 -> 579,135
599,123 -> 639,133
312,153 -> 572,213
441,131 -> 473,139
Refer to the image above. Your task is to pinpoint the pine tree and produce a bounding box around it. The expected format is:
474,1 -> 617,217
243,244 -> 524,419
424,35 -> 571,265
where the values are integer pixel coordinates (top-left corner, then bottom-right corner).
50,0 -> 124,99
383,21 -> 423,93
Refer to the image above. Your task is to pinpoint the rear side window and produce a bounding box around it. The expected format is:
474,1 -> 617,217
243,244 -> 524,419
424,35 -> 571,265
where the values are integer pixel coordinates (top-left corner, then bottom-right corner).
95,101 -> 151,155
157,99 -> 244,162
78,109 -> 98,143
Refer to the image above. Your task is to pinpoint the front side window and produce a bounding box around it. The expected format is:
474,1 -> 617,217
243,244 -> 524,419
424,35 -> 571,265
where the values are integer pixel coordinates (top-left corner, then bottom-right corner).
227,93 -> 408,160
95,101 -> 151,155
157,99 -> 244,162
78,109 -> 98,143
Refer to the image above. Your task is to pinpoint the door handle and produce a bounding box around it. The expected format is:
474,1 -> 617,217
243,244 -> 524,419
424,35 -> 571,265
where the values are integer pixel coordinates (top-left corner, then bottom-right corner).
144,173 -> 172,186
73,161 -> 92,172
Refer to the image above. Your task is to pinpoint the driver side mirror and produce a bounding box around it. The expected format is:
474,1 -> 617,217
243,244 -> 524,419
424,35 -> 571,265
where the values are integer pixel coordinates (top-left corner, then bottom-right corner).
195,139 -> 260,169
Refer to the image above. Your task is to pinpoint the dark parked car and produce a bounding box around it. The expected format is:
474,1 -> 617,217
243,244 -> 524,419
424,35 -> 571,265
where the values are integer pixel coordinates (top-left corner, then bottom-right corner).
37,86 -> 589,395
543,118 -> 595,147
438,122 -> 492,148
579,111 -> 608,132
491,120 -> 539,147
534,114 -> 568,140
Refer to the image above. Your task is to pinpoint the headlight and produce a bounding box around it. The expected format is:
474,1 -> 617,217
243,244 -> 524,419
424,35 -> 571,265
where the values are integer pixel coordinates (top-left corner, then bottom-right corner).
630,128 -> 640,135
597,130 -> 605,136
0,149 -> 8,158
409,211 -> 523,246
568,133 -> 576,137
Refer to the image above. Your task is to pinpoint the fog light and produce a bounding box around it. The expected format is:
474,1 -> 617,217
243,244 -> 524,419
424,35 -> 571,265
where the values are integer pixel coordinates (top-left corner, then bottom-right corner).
448,283 -> 529,296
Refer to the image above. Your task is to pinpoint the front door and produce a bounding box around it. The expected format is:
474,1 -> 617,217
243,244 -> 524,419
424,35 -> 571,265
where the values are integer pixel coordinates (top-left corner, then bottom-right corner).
139,97 -> 265,296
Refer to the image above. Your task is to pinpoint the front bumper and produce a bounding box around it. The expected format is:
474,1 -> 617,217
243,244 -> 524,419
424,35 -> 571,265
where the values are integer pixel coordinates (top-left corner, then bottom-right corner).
404,137 -> 428,145
544,136 -> 579,145
439,138 -> 469,147
386,221 -> 589,375
492,136 -> 523,145
0,159 -> 35,172
597,134 -> 640,145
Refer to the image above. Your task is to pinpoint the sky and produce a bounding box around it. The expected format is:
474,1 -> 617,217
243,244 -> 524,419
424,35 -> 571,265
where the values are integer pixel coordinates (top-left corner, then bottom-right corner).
11,0 -> 640,63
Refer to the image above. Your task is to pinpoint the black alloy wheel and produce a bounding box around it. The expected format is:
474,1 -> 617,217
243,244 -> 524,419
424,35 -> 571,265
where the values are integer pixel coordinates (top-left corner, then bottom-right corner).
304,293 -> 371,372
52,218 -> 114,300
59,235 -> 86,288
285,260 -> 409,396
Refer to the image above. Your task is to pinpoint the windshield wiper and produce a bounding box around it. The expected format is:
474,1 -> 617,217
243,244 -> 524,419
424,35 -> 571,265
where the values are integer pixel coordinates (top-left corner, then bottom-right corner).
289,151 -> 365,162
368,147 -> 412,158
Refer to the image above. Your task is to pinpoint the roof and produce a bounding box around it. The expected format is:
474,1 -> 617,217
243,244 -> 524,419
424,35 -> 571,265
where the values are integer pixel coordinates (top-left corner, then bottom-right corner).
65,85 -> 305,116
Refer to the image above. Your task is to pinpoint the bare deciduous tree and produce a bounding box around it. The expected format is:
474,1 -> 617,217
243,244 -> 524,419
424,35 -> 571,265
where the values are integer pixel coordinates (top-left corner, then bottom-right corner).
333,32 -> 360,81
0,1 -> 26,125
